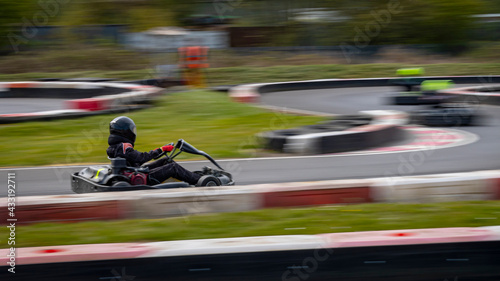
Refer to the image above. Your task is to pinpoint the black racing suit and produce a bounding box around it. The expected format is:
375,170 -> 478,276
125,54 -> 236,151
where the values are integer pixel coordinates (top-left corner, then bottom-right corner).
106,135 -> 201,185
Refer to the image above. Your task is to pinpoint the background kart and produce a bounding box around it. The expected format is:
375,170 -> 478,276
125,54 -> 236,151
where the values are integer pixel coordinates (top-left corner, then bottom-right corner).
410,103 -> 478,126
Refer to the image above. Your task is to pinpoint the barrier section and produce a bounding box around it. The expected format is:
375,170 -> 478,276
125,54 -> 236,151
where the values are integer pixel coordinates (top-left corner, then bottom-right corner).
65,98 -> 109,111
0,81 -> 165,123
371,172 -> 499,203
0,243 -> 151,265
262,179 -> 373,208
2,170 -> 499,225
228,83 -> 264,103
267,110 -> 408,154
0,195 -> 132,224
144,235 -> 324,257
319,227 -> 496,248
493,177 -> 500,200
131,186 -> 262,218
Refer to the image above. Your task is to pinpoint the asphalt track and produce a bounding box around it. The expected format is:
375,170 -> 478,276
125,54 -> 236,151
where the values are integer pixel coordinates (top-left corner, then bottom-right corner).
0,98 -> 67,114
1,84 -> 499,197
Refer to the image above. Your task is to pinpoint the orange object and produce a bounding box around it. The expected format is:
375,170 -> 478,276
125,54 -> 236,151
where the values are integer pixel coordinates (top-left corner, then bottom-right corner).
178,46 -> 209,69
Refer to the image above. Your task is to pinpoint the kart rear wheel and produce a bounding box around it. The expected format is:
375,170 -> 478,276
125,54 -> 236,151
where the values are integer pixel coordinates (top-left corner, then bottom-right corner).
112,181 -> 131,187
196,175 -> 221,187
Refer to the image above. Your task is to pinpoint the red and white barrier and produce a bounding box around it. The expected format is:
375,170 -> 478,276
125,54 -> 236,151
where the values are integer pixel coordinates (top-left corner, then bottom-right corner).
0,194 -> 133,224
228,83 -> 264,103
2,226 -> 499,266
131,186 -> 262,218
2,170 -> 499,225
0,81 -> 164,118
319,227 -> 496,248
0,243 -> 152,265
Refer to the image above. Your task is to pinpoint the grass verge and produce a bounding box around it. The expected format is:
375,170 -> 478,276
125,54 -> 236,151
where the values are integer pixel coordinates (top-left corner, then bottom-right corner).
0,90 -> 322,167
2,201 -> 499,248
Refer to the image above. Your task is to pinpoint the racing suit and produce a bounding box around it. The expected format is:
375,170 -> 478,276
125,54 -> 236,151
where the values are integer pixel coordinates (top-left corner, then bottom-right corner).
106,135 -> 201,185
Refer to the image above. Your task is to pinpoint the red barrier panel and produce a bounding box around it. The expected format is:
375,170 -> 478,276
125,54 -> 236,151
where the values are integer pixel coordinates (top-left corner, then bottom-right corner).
492,177 -> 500,200
0,243 -> 151,265
65,98 -> 109,111
230,95 -> 260,103
262,185 -> 371,208
319,227 -> 495,248
8,82 -> 37,88
0,200 -> 129,225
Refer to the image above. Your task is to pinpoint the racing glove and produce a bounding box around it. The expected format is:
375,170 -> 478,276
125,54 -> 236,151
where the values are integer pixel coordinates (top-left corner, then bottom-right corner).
161,144 -> 174,152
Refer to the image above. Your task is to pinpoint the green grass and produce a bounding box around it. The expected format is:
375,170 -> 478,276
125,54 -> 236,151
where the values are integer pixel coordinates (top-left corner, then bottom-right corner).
0,90 -> 322,167
1,63 -> 500,84
3,201 -> 500,248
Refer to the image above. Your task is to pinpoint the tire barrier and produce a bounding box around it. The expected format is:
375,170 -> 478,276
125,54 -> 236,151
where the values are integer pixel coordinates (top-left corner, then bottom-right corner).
1,227 -> 499,281
228,76 -> 500,104
260,110 -> 408,154
2,170 -> 499,225
230,76 -> 500,155
0,81 -> 165,123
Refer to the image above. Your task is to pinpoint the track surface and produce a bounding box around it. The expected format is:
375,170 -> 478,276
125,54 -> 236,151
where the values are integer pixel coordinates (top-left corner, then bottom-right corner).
0,98 -> 67,114
2,84 -> 499,197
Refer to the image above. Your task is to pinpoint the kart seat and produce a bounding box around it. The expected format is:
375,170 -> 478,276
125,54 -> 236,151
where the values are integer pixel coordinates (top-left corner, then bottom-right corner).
110,158 -> 149,174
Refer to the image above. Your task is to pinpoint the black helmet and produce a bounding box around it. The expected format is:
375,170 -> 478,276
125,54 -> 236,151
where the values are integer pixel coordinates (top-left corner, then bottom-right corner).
109,116 -> 137,144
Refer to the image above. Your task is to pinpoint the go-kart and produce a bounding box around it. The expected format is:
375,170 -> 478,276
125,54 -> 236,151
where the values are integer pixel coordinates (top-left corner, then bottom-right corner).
71,139 -> 234,193
388,79 -> 455,106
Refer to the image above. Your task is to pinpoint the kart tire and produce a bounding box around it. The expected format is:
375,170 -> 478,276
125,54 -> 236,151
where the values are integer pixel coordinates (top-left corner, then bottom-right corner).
260,129 -> 309,152
196,175 -> 221,187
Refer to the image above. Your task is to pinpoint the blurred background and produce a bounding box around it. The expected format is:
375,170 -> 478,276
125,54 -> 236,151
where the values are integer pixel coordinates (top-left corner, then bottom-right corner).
1,0 -> 500,76
2,2 -> 500,280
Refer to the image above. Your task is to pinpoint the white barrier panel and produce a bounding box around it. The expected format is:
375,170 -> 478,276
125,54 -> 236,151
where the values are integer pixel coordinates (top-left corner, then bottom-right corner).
372,171 -> 500,203
131,186 -> 263,218
143,235 -> 325,257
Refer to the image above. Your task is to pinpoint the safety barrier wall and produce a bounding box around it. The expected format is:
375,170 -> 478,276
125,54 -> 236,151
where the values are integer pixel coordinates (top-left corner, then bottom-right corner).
229,76 -> 500,104
262,110 -> 408,154
1,227 -> 500,280
2,170 -> 499,225
0,82 -> 164,123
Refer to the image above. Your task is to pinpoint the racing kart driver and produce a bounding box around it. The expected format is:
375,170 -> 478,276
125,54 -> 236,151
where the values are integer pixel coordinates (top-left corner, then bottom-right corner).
106,116 -> 202,185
